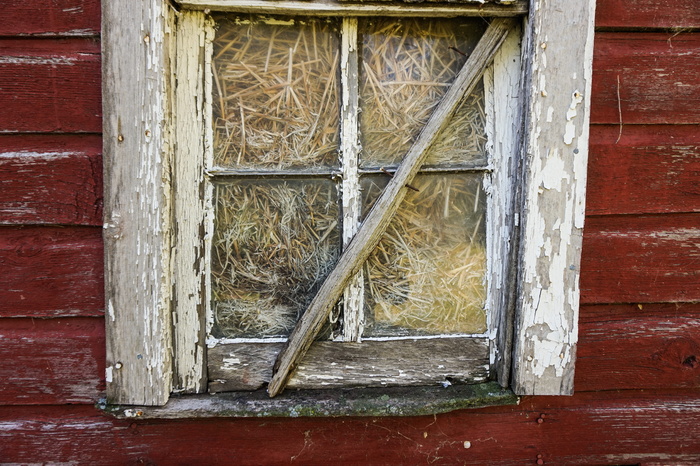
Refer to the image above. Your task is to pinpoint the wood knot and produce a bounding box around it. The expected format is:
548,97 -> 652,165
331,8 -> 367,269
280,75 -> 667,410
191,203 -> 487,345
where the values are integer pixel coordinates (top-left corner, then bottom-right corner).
682,355 -> 698,368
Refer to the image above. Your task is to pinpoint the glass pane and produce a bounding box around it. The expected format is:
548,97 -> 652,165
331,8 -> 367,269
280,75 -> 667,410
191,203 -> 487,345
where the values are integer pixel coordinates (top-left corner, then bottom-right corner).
212,17 -> 340,170
362,174 -> 487,336
211,179 -> 340,338
359,18 -> 487,169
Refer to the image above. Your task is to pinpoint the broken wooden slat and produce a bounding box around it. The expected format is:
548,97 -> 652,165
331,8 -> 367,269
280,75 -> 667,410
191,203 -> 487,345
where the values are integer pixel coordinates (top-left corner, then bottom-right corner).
268,18 -> 516,397
209,338 -> 489,393
178,0 -> 527,17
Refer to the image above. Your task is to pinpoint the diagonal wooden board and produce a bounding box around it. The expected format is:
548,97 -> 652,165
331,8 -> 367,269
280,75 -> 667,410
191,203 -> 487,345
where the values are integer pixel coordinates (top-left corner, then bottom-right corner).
268,17 -> 517,397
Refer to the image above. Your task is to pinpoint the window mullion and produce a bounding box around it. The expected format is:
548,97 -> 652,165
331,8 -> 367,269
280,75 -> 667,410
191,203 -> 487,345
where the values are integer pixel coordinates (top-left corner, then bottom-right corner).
339,17 -> 364,342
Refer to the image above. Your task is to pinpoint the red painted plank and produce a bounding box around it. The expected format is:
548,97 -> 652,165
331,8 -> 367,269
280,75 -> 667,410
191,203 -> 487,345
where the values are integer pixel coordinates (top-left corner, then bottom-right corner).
587,125 -> 700,215
576,313 -> 700,391
0,39 -> 101,133
0,317 -> 104,405
0,392 -> 699,464
0,226 -> 103,317
2,0 -> 100,36
596,0 -> 700,29
0,135 -> 103,225
581,213 -> 700,304
591,32 -> 700,125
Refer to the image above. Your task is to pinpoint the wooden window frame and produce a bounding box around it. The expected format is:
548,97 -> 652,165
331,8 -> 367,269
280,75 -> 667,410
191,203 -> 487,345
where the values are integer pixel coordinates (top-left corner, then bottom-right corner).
103,0 -> 595,410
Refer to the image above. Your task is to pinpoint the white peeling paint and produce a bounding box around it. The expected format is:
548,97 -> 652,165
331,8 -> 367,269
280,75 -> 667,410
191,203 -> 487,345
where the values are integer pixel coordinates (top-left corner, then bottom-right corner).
0,56 -> 76,65
105,366 -> 114,383
563,90 -> 583,145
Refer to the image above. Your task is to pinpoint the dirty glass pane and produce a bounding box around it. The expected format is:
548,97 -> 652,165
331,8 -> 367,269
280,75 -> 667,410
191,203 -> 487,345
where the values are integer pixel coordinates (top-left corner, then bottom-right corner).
359,18 -> 487,169
362,174 -> 487,336
211,179 -> 341,338
212,17 -> 340,170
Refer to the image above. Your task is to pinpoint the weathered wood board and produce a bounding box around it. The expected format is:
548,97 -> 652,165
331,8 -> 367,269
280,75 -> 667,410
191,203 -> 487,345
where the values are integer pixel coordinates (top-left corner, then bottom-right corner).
0,317 -> 104,405
0,226 -> 104,318
0,39 -> 101,133
1,0 -> 100,36
596,0 -> 700,29
591,33 -> 700,125
0,135 -> 103,225
1,392 -> 700,463
587,125 -> 700,216
209,338 -> 489,393
581,213 -> 700,304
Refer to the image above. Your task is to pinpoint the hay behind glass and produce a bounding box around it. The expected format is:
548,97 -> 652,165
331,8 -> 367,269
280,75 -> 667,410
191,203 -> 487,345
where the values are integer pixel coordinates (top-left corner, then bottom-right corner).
359,18 -> 487,168
211,179 -> 341,337
362,174 -> 487,336
212,17 -> 340,170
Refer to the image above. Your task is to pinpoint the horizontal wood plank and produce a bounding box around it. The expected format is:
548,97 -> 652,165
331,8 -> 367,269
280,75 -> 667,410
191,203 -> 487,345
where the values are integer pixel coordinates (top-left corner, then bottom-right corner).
0,226 -> 103,317
576,313 -> 700,391
209,338 -> 489,393
0,39 -> 101,133
0,317 -> 104,405
596,0 -> 700,29
1,392 -> 699,463
591,32 -> 700,125
580,213 -> 700,304
0,135 -> 102,225
2,0 -> 100,36
587,125 -> 700,215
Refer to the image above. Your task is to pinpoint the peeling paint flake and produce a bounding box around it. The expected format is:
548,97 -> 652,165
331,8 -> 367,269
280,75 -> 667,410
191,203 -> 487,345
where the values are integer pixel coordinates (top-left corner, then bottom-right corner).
563,90 -> 583,145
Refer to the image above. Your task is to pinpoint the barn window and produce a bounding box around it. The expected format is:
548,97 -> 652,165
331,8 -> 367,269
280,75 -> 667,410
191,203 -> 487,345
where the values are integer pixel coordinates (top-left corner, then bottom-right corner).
102,0 -> 595,414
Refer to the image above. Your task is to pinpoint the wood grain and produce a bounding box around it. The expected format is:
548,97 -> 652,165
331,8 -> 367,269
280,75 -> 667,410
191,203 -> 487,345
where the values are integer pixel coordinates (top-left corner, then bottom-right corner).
268,17 -> 516,397
576,312 -> 700,391
2,0 -> 100,36
587,125 -> 700,216
0,226 -> 103,318
102,0 -> 174,406
0,39 -> 101,133
0,135 -> 102,225
1,392 -> 699,464
0,317 -> 104,405
581,213 -> 700,304
209,338 -> 489,393
596,0 -> 700,29
591,32 -> 700,125
510,0 -> 595,395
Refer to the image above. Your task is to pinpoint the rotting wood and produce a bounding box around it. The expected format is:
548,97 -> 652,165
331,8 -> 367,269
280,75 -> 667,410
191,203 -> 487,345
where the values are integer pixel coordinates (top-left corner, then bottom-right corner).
102,0 -> 174,406
511,0 -> 596,395
172,11 -> 211,395
268,17 -> 516,397
209,337 -> 488,392
178,0 -> 528,17
482,22 -> 522,388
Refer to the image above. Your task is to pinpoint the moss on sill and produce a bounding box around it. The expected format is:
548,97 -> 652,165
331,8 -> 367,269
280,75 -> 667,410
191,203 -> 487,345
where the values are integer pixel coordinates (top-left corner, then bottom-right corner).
101,382 -> 518,419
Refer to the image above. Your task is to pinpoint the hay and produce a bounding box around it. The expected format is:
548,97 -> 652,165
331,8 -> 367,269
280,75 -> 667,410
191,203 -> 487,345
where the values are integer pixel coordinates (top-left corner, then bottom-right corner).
211,179 -> 340,337
212,16 -> 340,170
362,174 -> 487,336
359,17 -> 487,168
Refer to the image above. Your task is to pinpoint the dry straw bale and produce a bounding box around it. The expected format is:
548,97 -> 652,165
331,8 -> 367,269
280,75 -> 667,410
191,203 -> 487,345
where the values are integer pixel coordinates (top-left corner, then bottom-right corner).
359,17 -> 487,168
363,174 -> 487,336
212,16 -> 340,170
211,180 -> 340,337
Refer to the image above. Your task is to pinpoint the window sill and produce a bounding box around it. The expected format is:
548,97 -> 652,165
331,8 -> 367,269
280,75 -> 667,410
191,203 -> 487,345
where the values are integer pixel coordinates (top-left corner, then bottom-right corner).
100,382 -> 518,419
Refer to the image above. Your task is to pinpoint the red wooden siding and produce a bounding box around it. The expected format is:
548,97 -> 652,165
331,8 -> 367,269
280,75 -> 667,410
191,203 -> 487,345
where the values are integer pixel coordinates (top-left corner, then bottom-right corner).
0,39 -> 101,133
0,0 -> 699,463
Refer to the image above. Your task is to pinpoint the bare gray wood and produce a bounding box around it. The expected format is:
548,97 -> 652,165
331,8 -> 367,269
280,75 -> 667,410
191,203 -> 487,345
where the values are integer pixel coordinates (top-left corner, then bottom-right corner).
510,0 -> 596,395
178,0 -> 527,17
209,338 -> 489,393
102,0 -> 174,405
268,18 -> 517,397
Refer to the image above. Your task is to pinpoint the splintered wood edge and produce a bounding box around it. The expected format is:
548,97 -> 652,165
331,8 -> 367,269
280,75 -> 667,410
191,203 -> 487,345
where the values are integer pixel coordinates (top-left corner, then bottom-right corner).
267,18 -> 517,398
177,0 -> 527,17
